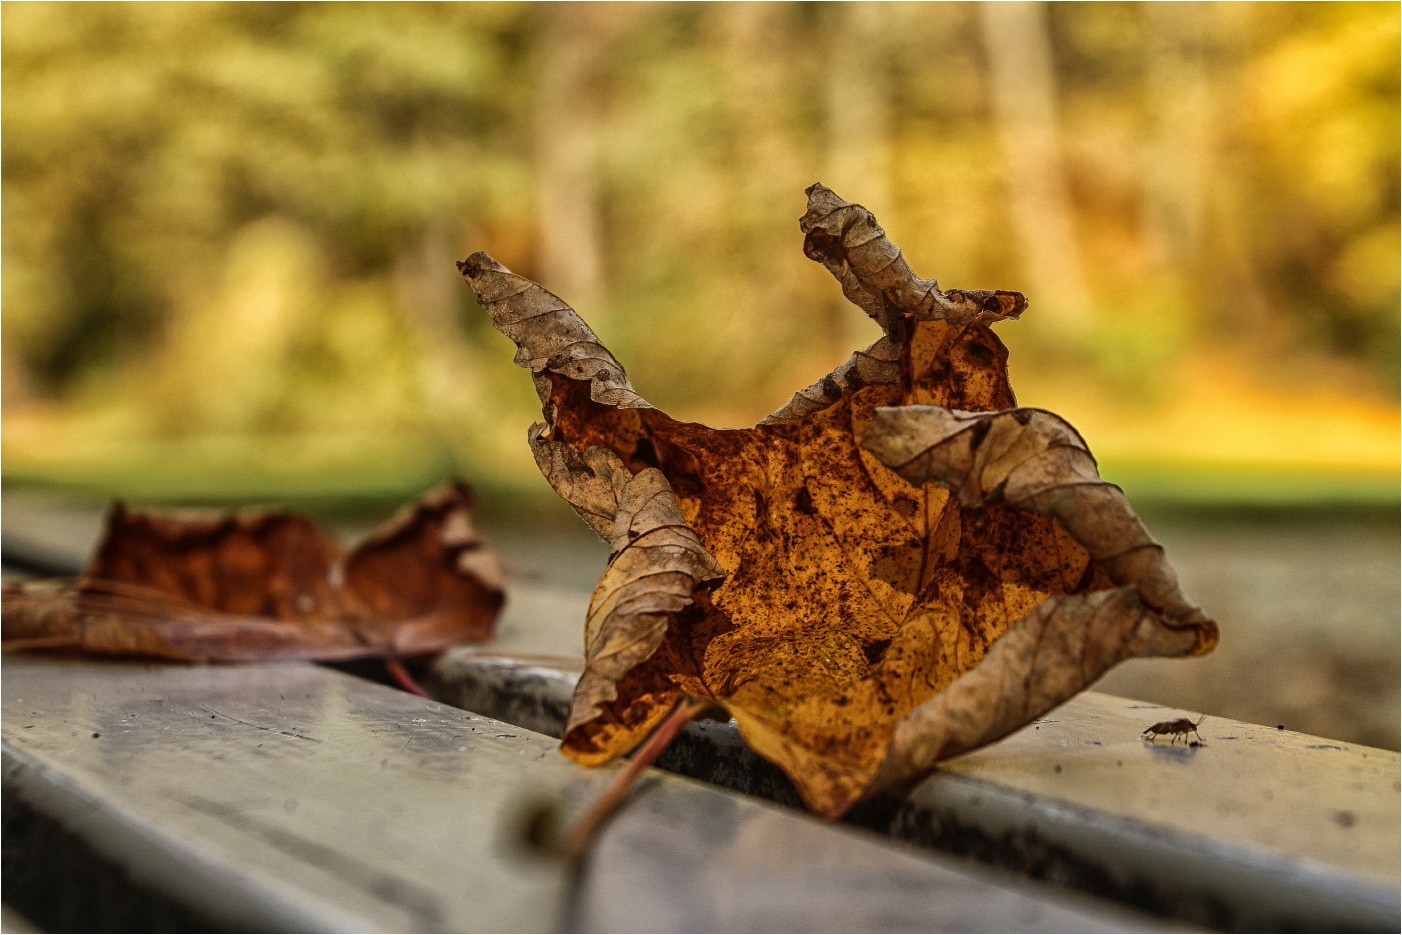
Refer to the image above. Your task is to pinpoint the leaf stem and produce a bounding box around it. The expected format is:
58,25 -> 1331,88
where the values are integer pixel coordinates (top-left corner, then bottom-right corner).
384,657 -> 430,698
564,696 -> 708,860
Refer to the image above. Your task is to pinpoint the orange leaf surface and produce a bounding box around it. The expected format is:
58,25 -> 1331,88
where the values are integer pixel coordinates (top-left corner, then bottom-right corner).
460,184 -> 1217,817
1,482 -> 504,662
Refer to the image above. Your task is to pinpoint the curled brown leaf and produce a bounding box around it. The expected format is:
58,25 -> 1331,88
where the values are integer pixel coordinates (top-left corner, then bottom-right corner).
2,482 -> 504,662
799,183 -> 1028,333
859,403 -> 1217,790
861,405 -> 1217,645
531,440 -> 724,751
874,586 -> 1203,792
460,183 -> 1217,817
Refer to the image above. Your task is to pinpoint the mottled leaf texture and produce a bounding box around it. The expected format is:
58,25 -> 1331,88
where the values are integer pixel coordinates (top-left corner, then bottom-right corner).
460,184 -> 1218,817
1,483 -> 504,662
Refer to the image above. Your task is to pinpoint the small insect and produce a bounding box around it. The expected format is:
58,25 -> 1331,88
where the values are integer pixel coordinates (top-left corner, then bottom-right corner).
1141,714 -> 1207,744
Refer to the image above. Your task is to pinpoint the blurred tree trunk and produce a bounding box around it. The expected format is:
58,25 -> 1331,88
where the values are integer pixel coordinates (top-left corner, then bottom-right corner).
711,6 -> 821,383
1159,4 -> 1277,349
533,5 -> 607,314
825,3 -> 892,214
825,2 -> 894,357
1143,4 -> 1279,355
979,1 -> 1093,325
1145,3 -> 1210,274
394,228 -> 478,435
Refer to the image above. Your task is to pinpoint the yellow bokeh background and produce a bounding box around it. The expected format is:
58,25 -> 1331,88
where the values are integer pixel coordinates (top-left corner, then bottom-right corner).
3,2 -> 1397,508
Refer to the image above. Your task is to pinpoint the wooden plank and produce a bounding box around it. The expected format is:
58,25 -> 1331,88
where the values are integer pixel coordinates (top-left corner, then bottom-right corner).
2,655 -> 1161,933
431,649 -> 1402,932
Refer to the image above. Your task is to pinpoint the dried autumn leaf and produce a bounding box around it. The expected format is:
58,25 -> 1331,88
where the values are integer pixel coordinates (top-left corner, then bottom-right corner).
459,184 -> 1218,818
1,482 -> 504,662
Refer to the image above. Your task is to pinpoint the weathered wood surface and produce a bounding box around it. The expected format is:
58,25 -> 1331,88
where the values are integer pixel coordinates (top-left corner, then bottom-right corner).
2,654 -> 1164,933
432,648 -> 1402,932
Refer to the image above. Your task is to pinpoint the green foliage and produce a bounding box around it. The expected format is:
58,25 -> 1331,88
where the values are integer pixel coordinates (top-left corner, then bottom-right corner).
2,3 -> 1396,499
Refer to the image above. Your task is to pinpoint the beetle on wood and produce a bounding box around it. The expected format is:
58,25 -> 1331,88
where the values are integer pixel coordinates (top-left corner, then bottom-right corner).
1141,714 -> 1207,744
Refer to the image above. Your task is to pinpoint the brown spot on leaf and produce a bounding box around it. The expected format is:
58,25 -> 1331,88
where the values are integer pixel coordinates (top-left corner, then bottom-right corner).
862,639 -> 891,666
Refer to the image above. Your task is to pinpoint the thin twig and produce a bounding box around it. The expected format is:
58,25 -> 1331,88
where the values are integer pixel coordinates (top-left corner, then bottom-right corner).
563,696 -> 708,860
384,657 -> 430,698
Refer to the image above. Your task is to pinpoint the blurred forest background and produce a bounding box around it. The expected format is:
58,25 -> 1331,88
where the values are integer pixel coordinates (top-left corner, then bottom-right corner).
3,1 -> 1397,504
2,3 -> 1398,745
